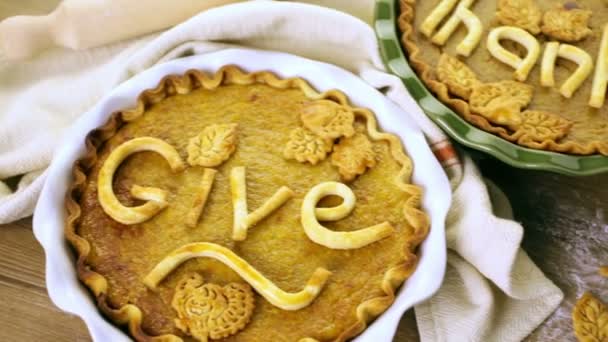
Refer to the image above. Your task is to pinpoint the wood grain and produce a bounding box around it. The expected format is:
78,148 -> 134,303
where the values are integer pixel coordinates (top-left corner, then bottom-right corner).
0,219 -> 46,287
0,220 -> 90,342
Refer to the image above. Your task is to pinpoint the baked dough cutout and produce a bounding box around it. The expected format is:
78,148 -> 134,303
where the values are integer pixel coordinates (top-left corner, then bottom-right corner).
572,292 -> 608,342
420,0 -> 460,37
187,124 -> 238,167
496,0 -> 542,34
98,137 -> 186,224
230,166 -> 295,241
420,0 -> 483,57
172,273 -> 254,342
144,242 -> 332,311
301,182 -> 394,250
542,6 -> 592,43
541,42 -> 593,98
487,26 -> 541,82
283,127 -> 333,165
186,168 -> 217,228
331,133 -> 376,182
300,100 -> 355,139
590,24 -> 608,108
436,53 -> 482,100
514,110 -> 572,142
470,81 -> 534,128
541,42 -> 560,87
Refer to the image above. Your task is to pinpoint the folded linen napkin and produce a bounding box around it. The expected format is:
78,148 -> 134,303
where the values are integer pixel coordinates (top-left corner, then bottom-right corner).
0,1 -> 563,341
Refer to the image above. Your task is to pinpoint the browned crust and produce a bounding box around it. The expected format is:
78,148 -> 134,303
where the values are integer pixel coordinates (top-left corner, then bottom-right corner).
65,65 -> 430,342
397,0 -> 608,156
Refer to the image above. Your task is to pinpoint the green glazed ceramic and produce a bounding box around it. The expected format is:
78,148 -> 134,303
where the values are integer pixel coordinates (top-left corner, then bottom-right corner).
374,0 -> 608,176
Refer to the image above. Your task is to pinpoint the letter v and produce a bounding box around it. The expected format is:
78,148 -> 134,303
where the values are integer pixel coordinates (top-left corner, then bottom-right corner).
230,166 -> 295,241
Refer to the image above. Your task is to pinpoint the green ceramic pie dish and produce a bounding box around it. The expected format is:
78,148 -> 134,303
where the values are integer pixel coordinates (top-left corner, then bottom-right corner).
374,0 -> 608,176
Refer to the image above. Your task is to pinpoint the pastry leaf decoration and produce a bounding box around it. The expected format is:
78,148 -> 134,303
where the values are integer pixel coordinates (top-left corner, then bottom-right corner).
331,133 -> 377,182
187,124 -> 238,167
572,292 -> 608,342
515,110 -> 572,142
496,0 -> 542,35
470,81 -> 534,129
300,100 -> 355,139
436,53 -> 481,100
285,99 -> 377,180
542,6 -> 592,43
283,127 -> 333,165
172,273 -> 254,342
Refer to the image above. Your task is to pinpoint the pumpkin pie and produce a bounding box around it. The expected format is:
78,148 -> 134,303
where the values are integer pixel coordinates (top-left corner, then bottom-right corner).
65,66 -> 429,341
398,0 -> 608,155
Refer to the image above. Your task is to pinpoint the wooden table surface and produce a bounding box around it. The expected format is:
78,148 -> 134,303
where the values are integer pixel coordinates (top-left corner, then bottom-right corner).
0,1 -> 606,342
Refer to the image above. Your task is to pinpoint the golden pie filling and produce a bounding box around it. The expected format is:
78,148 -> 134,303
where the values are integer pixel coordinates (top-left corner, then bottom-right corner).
66,67 -> 429,341
399,0 -> 608,155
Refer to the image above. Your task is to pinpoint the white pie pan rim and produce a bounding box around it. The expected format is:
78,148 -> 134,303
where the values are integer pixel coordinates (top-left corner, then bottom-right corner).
33,48 -> 450,342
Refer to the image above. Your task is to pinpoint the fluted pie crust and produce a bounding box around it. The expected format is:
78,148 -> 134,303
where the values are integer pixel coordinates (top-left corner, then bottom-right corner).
398,0 -> 608,155
65,66 -> 429,341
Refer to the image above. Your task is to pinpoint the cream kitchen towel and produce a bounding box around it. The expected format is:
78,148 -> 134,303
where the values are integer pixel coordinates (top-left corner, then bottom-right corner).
0,1 -> 563,341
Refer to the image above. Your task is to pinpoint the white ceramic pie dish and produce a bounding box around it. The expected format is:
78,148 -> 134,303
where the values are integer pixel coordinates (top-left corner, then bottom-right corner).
32,48 -> 450,341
